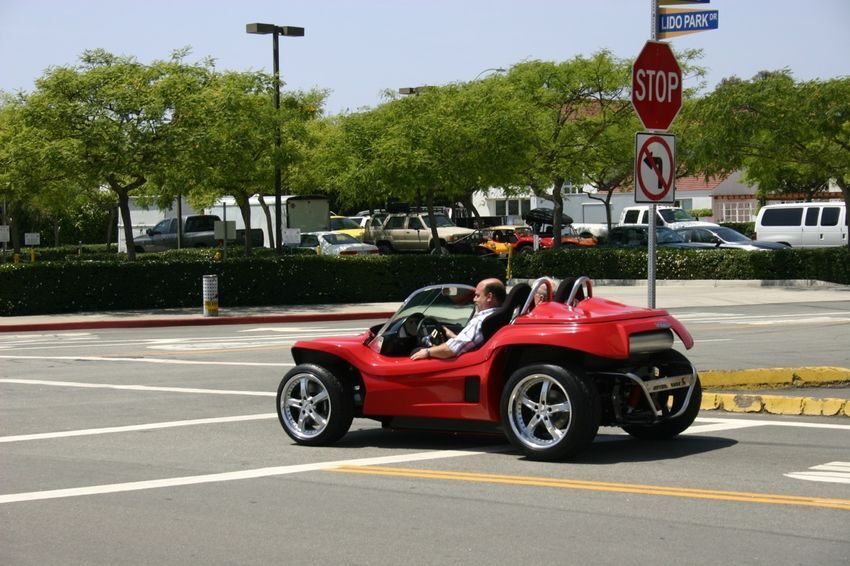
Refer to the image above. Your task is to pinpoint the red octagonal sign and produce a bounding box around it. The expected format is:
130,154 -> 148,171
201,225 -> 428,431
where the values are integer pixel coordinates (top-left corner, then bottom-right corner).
632,41 -> 682,131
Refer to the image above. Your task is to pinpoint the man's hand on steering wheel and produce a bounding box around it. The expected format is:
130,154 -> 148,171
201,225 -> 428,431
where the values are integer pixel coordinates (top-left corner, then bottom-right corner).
416,316 -> 447,348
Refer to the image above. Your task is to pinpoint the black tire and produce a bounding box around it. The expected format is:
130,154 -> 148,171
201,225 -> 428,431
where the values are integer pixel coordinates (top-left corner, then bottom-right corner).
429,240 -> 449,255
376,242 -> 393,255
276,363 -> 354,446
622,351 -> 702,440
516,244 -> 533,255
501,364 -> 600,461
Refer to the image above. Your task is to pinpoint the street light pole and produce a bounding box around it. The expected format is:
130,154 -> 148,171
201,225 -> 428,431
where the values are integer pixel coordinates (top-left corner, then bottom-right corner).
246,23 -> 305,254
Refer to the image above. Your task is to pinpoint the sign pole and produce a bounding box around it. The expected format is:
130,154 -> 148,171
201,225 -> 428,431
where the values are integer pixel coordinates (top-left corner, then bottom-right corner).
647,0 -> 658,309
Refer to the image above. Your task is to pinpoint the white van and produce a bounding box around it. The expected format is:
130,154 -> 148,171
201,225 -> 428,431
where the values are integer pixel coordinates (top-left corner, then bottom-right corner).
755,202 -> 847,248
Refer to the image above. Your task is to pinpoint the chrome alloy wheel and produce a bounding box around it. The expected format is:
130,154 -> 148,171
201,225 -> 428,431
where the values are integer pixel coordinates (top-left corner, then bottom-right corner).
507,374 -> 573,449
280,373 -> 332,440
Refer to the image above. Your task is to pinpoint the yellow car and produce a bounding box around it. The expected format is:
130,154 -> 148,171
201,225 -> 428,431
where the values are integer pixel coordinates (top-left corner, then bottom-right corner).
477,225 -> 525,257
330,215 -> 365,240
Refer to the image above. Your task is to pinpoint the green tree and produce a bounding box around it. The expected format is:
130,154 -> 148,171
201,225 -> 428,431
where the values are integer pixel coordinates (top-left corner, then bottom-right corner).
503,52 -> 639,247
18,49 -> 213,260
164,69 -> 326,251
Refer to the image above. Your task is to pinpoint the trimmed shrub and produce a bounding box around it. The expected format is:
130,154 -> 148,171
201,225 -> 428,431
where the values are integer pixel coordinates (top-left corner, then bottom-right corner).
0,255 -> 505,316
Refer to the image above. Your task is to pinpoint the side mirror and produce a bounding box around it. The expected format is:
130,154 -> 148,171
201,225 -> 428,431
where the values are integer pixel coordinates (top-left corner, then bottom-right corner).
146,228 -> 154,236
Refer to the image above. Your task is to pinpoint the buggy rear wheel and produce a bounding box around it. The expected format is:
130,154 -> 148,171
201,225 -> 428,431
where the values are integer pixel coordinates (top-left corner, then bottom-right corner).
622,351 -> 702,440
501,364 -> 600,461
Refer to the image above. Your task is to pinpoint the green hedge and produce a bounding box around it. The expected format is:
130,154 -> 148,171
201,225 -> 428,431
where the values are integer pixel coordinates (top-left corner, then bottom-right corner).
1,247 -> 848,316
512,246 -> 850,284
0,255 -> 505,316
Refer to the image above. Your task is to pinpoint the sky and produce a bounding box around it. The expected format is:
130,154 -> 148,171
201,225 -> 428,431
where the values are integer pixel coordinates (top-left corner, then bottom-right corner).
1,0 -> 849,115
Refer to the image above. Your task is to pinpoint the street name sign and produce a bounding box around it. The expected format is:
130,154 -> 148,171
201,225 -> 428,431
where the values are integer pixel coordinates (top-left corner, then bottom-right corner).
631,40 -> 682,131
635,132 -> 676,204
658,7 -> 719,39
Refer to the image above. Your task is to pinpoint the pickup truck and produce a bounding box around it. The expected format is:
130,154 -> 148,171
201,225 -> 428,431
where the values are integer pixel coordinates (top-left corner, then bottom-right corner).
619,206 -> 718,230
133,215 -> 264,252
363,212 -> 474,254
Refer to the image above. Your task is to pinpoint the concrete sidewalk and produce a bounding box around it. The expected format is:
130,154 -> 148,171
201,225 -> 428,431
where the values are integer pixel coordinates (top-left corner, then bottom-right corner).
2,279 -> 848,417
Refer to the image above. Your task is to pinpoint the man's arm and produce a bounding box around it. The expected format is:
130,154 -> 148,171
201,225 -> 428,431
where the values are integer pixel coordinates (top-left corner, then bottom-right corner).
410,342 -> 454,360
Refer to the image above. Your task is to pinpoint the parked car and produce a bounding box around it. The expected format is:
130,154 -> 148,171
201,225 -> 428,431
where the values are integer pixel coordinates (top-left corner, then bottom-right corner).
676,226 -> 789,251
444,225 -> 520,256
754,202 -> 847,248
513,225 -> 598,254
299,232 -> 379,256
276,276 -> 702,461
133,215 -> 263,252
606,225 -> 716,249
330,215 -> 365,240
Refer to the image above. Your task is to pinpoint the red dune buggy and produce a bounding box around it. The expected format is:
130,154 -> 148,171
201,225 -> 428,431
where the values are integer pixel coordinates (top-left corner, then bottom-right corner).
277,276 -> 701,461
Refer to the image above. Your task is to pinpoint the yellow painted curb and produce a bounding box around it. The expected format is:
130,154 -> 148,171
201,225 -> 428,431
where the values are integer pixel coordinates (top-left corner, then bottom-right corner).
700,367 -> 850,389
700,393 -> 848,417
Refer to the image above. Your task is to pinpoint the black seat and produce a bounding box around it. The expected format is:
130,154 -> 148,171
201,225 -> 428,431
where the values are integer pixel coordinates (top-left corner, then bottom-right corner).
480,283 -> 531,343
553,277 -> 585,304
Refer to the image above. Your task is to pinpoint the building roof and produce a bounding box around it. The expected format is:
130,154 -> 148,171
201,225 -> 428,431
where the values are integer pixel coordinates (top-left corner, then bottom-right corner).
675,174 -> 725,192
710,170 -> 757,196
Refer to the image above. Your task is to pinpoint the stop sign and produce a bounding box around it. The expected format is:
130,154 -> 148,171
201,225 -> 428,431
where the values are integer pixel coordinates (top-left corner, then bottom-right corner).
632,41 -> 682,131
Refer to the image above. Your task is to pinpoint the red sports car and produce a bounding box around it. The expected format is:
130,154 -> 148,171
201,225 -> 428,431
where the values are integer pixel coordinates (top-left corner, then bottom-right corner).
277,276 -> 701,461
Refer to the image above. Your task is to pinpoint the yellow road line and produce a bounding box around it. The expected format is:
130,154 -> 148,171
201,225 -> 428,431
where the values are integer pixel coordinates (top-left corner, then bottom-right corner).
327,466 -> 850,511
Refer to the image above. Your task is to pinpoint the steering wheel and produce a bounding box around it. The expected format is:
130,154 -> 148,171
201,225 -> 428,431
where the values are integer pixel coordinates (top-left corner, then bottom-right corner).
416,316 -> 447,348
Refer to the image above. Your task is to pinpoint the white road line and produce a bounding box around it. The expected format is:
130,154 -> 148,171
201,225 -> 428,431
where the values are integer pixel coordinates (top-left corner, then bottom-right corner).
693,416 -> 850,431
785,463 -> 850,484
812,462 -> 850,472
0,413 -> 277,443
783,472 -> 850,484
0,379 -> 275,397
0,355 -> 292,367
0,448 -> 498,504
683,421 -> 770,434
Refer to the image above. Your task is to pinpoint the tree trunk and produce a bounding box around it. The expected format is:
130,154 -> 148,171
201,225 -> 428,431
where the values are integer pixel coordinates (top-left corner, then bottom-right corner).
461,191 -> 481,219
426,190 -> 443,255
235,193 -> 252,254
108,175 -> 145,261
8,200 -> 21,254
550,177 -> 565,250
117,190 -> 135,261
105,206 -> 116,252
257,194 -> 274,250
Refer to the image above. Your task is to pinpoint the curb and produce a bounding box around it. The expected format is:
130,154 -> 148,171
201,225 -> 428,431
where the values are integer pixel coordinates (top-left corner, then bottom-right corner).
700,367 -> 850,418
701,367 -> 850,388
701,393 -> 850,417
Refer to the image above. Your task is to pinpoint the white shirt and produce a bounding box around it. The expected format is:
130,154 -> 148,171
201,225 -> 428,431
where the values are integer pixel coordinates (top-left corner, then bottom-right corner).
446,307 -> 498,356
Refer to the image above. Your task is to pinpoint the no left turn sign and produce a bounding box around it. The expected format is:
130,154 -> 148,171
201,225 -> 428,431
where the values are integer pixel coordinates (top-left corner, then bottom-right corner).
635,132 -> 676,203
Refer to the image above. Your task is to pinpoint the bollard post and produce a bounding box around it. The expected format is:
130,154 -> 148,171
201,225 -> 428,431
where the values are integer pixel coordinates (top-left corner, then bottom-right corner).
202,274 -> 219,317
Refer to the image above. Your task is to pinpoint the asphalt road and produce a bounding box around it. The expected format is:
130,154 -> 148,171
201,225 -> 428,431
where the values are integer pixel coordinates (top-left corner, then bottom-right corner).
1,316 -> 849,565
